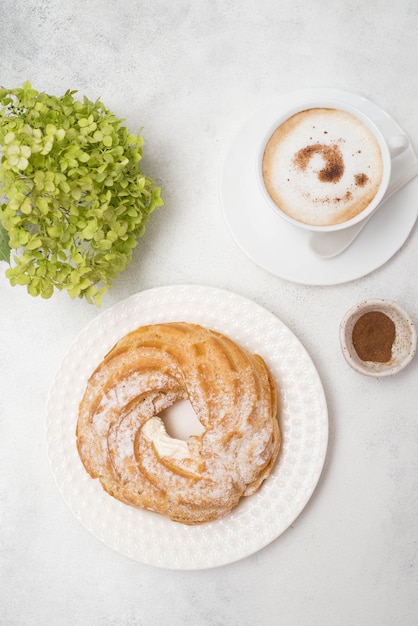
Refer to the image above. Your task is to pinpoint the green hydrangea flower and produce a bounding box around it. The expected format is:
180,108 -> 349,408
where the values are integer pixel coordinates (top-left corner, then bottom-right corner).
0,81 -> 163,305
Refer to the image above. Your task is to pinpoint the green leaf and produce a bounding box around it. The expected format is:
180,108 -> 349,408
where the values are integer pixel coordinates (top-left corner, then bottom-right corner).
0,221 -> 11,263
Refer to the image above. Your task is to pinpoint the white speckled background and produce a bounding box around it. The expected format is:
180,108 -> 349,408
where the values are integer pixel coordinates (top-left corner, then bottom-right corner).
1,1 -> 418,624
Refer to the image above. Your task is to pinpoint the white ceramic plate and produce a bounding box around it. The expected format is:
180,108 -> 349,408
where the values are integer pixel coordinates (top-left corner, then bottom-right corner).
220,88 -> 418,285
46,285 -> 328,569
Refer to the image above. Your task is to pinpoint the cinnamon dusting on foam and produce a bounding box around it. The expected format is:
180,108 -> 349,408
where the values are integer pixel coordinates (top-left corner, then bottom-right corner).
293,142 -> 345,183
262,108 -> 383,226
355,173 -> 369,187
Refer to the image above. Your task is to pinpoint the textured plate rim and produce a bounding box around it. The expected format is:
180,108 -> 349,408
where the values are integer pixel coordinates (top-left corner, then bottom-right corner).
46,285 -> 328,569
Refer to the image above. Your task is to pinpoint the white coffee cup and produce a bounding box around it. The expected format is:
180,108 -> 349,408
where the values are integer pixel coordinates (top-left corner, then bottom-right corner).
256,99 -> 409,233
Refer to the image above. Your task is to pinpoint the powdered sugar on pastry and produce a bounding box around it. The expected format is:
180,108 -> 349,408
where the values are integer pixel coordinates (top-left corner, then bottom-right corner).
76,322 -> 281,525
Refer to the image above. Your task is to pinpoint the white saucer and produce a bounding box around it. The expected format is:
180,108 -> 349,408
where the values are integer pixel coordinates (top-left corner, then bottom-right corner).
220,88 -> 418,286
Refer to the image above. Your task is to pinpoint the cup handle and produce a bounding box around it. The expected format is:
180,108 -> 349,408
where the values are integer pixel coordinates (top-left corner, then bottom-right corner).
387,133 -> 410,158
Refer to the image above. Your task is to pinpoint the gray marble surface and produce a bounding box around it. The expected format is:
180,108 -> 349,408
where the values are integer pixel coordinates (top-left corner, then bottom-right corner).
1,1 -> 418,624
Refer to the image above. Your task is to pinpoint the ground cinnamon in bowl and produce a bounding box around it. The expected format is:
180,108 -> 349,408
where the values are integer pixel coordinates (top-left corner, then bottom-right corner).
339,299 -> 417,377
351,310 -> 396,363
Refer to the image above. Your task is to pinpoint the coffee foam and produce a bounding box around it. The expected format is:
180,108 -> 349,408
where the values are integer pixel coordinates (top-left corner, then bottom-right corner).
262,108 -> 384,226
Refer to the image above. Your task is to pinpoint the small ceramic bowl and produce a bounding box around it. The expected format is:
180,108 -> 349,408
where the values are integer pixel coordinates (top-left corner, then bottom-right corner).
339,299 -> 417,377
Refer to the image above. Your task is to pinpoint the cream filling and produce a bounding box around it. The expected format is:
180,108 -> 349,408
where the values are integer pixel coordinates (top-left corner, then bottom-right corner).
141,416 -> 190,460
